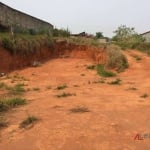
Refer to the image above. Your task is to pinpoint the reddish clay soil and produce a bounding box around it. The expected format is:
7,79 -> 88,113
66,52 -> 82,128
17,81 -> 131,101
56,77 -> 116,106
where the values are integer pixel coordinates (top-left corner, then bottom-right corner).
0,42 -> 106,73
0,49 -> 150,150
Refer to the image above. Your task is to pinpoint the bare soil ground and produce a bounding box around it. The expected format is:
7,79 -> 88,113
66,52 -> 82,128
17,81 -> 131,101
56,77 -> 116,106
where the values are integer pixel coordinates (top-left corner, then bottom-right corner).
0,50 -> 150,150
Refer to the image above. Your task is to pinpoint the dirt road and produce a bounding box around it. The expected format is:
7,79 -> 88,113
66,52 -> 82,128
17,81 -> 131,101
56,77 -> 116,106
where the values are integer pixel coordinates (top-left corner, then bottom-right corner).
0,50 -> 150,150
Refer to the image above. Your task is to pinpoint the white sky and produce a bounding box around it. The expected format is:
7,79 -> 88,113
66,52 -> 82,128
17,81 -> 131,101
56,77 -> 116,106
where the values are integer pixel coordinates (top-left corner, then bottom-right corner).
1,0 -> 150,37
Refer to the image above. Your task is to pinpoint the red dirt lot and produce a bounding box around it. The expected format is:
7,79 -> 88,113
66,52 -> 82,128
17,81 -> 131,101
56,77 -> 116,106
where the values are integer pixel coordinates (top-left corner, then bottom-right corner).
0,49 -> 150,150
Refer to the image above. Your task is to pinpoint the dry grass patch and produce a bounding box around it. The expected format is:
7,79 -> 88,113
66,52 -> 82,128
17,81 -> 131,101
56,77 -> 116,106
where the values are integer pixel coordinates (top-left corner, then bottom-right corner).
20,115 -> 38,129
56,92 -> 76,98
106,45 -> 128,72
70,106 -> 90,113
56,84 -> 67,90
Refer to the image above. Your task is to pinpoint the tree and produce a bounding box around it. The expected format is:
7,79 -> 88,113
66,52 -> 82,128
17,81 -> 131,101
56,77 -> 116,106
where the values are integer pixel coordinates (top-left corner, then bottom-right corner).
112,25 -> 136,41
112,25 -> 144,49
96,32 -> 104,39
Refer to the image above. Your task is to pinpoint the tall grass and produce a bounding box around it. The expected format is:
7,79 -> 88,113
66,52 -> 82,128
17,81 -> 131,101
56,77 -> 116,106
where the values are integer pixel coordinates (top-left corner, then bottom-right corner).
106,45 -> 129,72
0,33 -> 53,55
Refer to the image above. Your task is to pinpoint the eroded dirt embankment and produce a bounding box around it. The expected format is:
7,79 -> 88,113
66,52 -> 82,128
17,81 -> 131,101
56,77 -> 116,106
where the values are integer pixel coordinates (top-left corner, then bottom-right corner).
0,41 -> 107,73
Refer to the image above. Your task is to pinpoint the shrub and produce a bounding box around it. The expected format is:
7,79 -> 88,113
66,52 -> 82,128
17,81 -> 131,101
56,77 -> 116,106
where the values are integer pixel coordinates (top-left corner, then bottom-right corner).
106,45 -> 129,72
112,25 -> 144,50
2,36 -> 14,53
97,64 -> 116,77
53,28 -> 70,37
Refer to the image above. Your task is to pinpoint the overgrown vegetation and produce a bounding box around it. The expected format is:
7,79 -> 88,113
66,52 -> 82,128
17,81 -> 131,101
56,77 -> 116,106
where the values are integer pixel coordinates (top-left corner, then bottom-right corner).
112,25 -> 150,55
53,28 -> 71,37
0,82 -> 26,95
106,45 -> 129,72
0,33 -> 53,55
97,64 -> 116,77
112,25 -> 144,49
20,115 -> 38,128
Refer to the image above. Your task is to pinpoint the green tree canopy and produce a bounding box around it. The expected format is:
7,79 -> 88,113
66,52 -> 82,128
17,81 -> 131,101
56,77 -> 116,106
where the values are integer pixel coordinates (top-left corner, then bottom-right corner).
96,32 -> 104,39
112,25 -> 144,49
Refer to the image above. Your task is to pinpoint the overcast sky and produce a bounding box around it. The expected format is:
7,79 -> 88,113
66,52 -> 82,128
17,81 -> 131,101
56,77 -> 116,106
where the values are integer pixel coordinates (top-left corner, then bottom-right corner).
1,0 -> 150,37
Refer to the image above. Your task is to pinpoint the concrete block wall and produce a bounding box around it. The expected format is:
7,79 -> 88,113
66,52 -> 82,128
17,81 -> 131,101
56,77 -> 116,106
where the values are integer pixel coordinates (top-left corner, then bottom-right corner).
0,2 -> 53,33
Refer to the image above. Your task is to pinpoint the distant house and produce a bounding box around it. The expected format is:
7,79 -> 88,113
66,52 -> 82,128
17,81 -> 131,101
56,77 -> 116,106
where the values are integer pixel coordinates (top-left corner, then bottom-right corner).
71,32 -> 93,38
97,38 -> 108,44
0,2 -> 53,34
141,31 -> 150,42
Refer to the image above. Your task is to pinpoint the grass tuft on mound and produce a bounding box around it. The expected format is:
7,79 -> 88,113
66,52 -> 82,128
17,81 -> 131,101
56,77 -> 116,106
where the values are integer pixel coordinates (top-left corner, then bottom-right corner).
97,64 -> 116,77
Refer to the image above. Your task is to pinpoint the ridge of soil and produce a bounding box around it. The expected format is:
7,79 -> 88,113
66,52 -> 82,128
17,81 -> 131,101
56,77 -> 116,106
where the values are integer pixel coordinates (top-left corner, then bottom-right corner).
0,41 -> 106,73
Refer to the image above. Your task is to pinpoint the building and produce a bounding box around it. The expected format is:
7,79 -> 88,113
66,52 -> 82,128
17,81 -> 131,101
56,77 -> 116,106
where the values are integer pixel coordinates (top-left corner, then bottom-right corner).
141,31 -> 150,42
71,32 -> 93,38
0,2 -> 53,33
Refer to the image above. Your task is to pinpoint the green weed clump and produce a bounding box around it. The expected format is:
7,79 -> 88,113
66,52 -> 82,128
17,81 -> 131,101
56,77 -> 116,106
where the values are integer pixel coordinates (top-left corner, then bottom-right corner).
20,115 -> 38,128
97,64 -> 116,77
0,97 -> 26,112
7,84 -> 25,95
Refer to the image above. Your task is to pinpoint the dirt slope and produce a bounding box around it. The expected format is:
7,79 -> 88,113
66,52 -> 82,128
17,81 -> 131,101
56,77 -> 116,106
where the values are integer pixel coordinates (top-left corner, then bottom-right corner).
0,50 -> 150,150
0,41 -> 106,72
